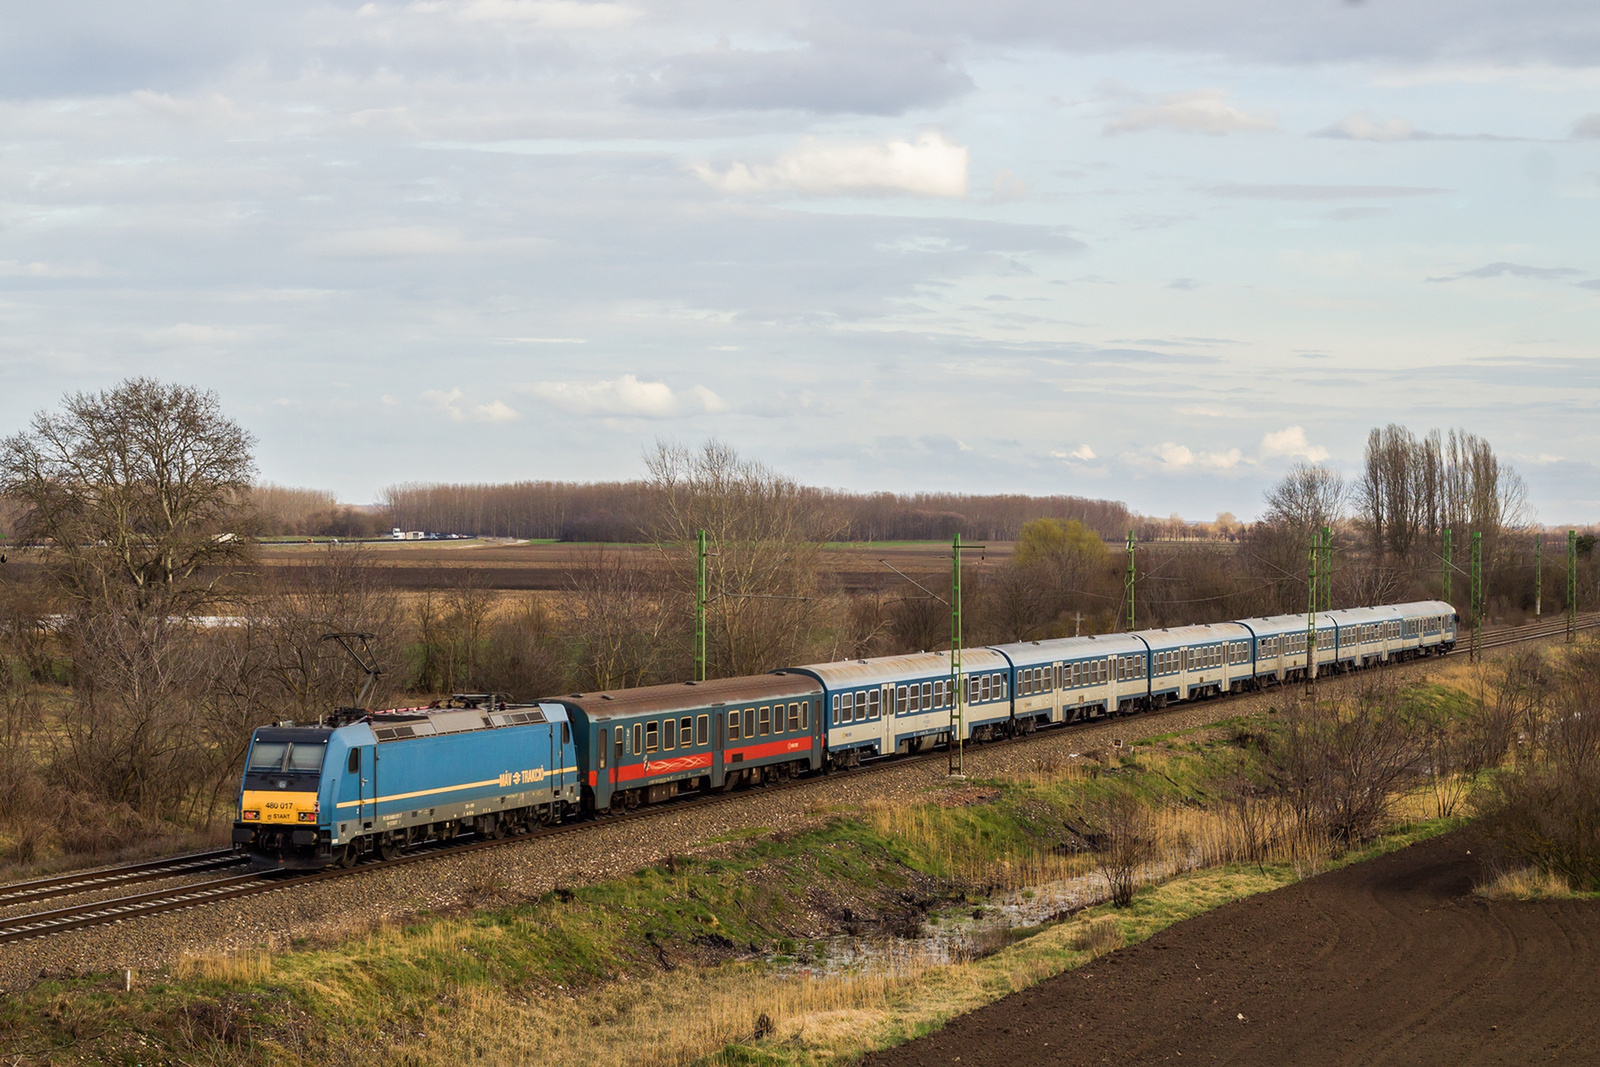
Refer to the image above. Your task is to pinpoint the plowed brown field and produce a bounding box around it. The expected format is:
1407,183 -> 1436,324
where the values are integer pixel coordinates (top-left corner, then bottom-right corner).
866,829 -> 1600,1066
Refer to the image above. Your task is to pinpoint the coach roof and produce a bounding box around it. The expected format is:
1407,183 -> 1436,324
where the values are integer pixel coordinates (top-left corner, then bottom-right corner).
558,674 -> 821,721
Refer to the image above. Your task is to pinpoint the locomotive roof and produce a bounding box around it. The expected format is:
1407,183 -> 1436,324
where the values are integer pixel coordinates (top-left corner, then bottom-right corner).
559,673 -> 822,720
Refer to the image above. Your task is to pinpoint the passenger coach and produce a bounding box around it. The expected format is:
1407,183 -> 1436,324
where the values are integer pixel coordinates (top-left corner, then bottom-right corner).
559,675 -> 824,812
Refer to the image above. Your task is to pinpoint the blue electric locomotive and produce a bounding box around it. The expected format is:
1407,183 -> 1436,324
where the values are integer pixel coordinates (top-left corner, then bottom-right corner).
235,695 -> 579,869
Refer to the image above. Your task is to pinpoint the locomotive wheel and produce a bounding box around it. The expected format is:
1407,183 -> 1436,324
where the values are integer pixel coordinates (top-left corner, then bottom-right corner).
373,835 -> 397,862
335,842 -> 360,868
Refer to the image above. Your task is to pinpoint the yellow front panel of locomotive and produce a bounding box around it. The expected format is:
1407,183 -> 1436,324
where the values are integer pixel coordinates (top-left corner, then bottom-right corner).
240,790 -> 321,824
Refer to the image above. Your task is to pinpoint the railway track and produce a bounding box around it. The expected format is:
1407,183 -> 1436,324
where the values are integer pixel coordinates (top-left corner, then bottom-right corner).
4,612 -> 1596,947
0,849 -> 245,911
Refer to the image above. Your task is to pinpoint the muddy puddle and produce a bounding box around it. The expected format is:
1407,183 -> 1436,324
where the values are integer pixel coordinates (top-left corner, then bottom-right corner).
775,868 -> 1118,977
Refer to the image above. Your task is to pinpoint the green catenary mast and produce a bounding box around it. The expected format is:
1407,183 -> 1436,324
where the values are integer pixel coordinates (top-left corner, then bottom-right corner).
1125,531 -> 1136,632
695,528 -> 708,681
1443,528 -> 1453,604
1471,531 -> 1483,662
949,532 -> 966,777
1535,532 -> 1542,618
1570,530 -> 1579,642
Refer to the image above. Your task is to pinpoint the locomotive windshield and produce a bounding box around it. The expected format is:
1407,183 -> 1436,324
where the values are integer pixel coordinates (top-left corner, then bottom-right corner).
248,740 -> 327,774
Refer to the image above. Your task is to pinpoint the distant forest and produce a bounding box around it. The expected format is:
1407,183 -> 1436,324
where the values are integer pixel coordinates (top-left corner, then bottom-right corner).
369,482 -> 1139,543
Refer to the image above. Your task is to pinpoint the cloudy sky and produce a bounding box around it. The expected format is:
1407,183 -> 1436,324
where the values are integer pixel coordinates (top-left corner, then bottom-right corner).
2,1 -> 1598,521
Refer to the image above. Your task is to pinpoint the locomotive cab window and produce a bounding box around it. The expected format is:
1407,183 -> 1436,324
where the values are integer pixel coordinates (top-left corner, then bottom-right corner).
347,748 -> 360,774
286,742 -> 326,773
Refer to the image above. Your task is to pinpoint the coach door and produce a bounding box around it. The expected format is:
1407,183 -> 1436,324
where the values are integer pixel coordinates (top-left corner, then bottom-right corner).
713,710 -> 725,785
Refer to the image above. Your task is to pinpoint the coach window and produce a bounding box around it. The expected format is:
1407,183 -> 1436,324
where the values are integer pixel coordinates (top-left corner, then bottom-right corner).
897,685 -> 908,715
744,709 -> 756,738
801,701 -> 811,730
697,715 -> 709,746
871,690 -> 884,719
758,706 -> 771,735
831,695 -> 840,725
727,710 -> 740,741
631,722 -> 642,754
614,726 -> 624,764
907,684 -> 919,713
645,721 -> 659,752
664,719 -> 676,750
680,716 -> 693,744
841,692 -> 854,722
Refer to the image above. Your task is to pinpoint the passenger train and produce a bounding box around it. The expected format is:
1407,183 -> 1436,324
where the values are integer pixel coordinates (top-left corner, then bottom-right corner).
234,600 -> 1456,869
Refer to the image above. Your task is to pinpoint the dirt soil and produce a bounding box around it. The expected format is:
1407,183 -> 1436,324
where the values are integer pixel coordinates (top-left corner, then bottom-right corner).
865,828 -> 1600,1066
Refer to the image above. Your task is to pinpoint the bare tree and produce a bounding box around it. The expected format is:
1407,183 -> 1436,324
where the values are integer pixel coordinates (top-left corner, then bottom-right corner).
645,439 -> 827,678
253,543 -> 406,716
0,378 -> 256,613
566,548 -> 670,691
1262,678 -> 1427,844
1090,790 -> 1156,907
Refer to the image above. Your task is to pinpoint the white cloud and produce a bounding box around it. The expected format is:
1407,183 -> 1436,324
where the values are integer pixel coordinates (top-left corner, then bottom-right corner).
1316,112 -> 1416,141
1146,442 -> 1246,471
693,133 -> 969,198
407,0 -> 636,28
0,259 -> 104,278
1260,426 -> 1330,462
1050,444 -> 1097,461
304,227 -> 468,258
1104,90 -> 1277,136
521,374 -> 725,418
422,388 -> 521,423
146,323 -> 239,346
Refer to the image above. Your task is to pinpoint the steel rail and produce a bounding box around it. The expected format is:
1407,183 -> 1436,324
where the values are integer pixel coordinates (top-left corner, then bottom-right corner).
0,850 -> 246,909
4,612 -> 1596,947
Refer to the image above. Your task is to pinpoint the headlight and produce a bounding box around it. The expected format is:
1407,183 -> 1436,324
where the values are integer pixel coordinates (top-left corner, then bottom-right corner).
243,810 -> 260,820
298,811 -> 316,822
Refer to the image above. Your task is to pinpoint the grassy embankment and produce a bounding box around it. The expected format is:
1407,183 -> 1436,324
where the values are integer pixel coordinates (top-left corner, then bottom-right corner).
1,679 -> 1476,1067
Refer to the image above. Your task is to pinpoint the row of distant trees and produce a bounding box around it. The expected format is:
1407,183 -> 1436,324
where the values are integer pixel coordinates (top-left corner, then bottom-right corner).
378,479 -> 1137,544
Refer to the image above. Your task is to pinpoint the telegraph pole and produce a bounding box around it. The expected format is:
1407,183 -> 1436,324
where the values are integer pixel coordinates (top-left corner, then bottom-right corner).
1535,532 -> 1542,618
1570,529 -> 1579,643
695,529 -> 708,681
1125,531 -> 1136,632
1470,531 -> 1483,662
1443,528 -> 1453,604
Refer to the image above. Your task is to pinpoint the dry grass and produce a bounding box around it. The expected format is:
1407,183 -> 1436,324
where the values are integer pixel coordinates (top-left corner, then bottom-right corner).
1475,866 -> 1579,900
173,950 -> 274,983
1069,916 -> 1124,957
